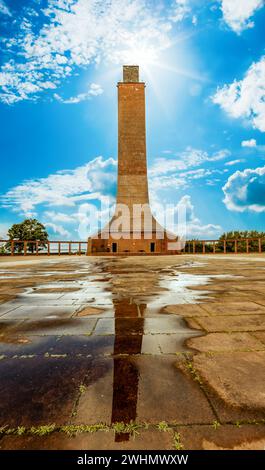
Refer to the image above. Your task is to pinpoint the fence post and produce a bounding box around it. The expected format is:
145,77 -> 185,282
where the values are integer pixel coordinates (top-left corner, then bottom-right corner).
235,240 -> 238,254
193,241 -> 196,254
11,240 -> 14,256
202,241 -> 205,254
48,242 -> 50,256
246,239 -> 249,254
24,241 -> 27,256
36,241 -> 39,256
223,240 -> 226,254
258,238 -> 262,254
69,242 -> 71,255
58,242 -> 61,256
78,242 -> 81,255
213,241 -> 216,254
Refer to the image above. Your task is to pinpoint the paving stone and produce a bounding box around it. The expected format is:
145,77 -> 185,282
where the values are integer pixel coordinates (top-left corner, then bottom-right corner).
202,301 -> 265,315
134,356 -> 215,424
193,351 -> 265,422
251,331 -> 265,344
1,305 -> 77,320
158,333 -> 200,353
144,317 -> 192,334
0,303 -> 20,317
75,306 -> 105,317
16,318 -> 98,336
5,298 -> 77,306
187,332 -> 265,352
0,429 -> 175,450
47,335 -> 114,356
73,358 -> 114,425
35,288 -> 81,294
178,424 -> 265,450
162,304 -> 210,317
0,357 -> 93,427
0,335 -> 58,357
141,335 -> 161,354
189,315 -> 265,332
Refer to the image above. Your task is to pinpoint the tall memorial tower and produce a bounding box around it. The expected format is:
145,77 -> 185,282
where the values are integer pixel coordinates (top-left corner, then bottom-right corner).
87,66 -> 180,255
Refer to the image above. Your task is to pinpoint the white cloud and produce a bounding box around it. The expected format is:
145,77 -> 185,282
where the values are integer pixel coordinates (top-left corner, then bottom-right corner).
219,0 -> 264,33
241,138 -> 257,147
54,83 -> 103,104
223,166 -> 265,212
150,147 -> 230,176
44,222 -> 70,238
179,195 -> 222,237
0,0 -> 11,16
170,0 -> 191,22
225,159 -> 245,166
151,175 -> 187,190
0,0 -> 178,104
212,56 -> 265,132
1,156 -> 117,216
0,222 -> 10,239
43,211 -> 77,223
152,194 -> 222,238
192,15 -> 198,26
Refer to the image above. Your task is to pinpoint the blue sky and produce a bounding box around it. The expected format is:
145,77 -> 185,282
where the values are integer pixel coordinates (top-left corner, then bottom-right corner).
0,0 -> 265,240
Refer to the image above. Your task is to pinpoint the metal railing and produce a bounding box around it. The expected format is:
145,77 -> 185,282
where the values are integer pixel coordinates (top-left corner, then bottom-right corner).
183,238 -> 265,254
0,238 -> 264,256
0,240 -> 88,256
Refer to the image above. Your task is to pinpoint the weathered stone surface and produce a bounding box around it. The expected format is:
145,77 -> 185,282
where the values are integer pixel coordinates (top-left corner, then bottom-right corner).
187,332 -> 265,352
178,424 -> 265,450
193,352 -> 265,413
73,358 -> 113,425
17,317 -> 98,336
1,305 -> 77,320
252,331 -> 265,344
0,357 -> 91,426
189,315 -> 265,332
76,306 -> 105,317
47,335 -> 114,357
202,301 -> 265,315
158,333 -> 199,353
134,356 -> 215,424
162,304 -> 209,317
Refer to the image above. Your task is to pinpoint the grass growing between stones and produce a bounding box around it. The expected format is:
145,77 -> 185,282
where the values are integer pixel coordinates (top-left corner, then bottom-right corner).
174,432 -> 184,450
212,420 -> 221,430
157,421 -> 170,432
30,424 -> 57,436
185,360 -> 203,385
111,422 -> 145,437
61,424 -> 109,436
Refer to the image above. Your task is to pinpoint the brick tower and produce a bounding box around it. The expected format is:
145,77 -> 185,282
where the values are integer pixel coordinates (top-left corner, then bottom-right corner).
87,66 -> 180,255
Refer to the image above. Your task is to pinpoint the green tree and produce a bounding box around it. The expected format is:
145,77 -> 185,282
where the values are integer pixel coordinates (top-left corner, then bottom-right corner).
6,219 -> 48,253
218,231 -> 265,253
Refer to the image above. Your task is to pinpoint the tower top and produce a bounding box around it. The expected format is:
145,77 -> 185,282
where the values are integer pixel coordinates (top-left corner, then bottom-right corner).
123,65 -> 139,83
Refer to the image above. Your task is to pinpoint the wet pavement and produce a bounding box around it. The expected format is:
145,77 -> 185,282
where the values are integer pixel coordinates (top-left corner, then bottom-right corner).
0,254 -> 265,449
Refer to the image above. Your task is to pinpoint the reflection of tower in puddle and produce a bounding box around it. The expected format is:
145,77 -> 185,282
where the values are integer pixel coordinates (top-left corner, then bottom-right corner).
111,299 -> 145,442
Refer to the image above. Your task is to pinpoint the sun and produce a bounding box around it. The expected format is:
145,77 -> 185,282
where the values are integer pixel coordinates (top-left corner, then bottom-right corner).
122,45 -> 158,69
